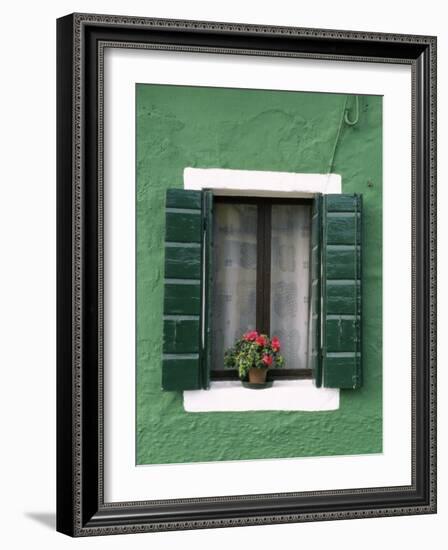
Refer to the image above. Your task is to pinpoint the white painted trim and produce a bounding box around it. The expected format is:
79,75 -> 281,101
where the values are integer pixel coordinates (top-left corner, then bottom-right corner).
184,380 -> 339,412
183,167 -> 341,196
183,166 -> 341,410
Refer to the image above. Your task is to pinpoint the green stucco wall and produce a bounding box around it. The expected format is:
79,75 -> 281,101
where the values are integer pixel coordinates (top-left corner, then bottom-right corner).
136,84 -> 382,464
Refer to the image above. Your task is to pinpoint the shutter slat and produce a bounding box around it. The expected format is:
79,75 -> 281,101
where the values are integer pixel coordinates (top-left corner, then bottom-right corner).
163,319 -> 200,353
165,245 -> 201,279
326,245 -> 360,279
166,188 -> 202,209
163,283 -> 201,315
323,353 -> 361,388
324,194 -> 359,211
322,194 -> 362,389
325,317 -> 357,352
165,211 -> 202,243
162,358 -> 201,391
325,213 -> 361,245
326,281 -> 361,315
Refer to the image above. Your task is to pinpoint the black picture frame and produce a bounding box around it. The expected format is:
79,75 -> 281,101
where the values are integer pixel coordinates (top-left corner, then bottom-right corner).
56,13 -> 437,536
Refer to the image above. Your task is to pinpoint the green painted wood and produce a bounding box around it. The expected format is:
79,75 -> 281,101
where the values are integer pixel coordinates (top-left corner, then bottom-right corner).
322,194 -> 362,389
322,353 -> 361,388
202,189 -> 214,390
164,283 -> 201,315
324,194 -> 359,212
163,319 -> 200,354
165,211 -> 202,243
162,357 -> 201,391
325,213 -> 361,245
165,245 -> 202,279
166,188 -> 202,209
325,317 -> 357,352
326,281 -> 361,315
326,245 -> 361,279
162,188 -> 204,391
307,194 -> 322,387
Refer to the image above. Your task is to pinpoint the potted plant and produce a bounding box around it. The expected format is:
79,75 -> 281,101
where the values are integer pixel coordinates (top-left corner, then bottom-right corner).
224,331 -> 284,387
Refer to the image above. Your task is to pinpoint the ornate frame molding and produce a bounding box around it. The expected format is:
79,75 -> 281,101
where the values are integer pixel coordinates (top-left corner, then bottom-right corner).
56,12 -> 437,536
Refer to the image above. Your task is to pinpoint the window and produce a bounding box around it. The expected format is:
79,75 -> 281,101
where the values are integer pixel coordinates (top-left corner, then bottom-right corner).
161,189 -> 362,392
210,197 -> 312,381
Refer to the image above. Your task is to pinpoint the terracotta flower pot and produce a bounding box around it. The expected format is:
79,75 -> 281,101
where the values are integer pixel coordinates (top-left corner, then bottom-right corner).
248,367 -> 268,384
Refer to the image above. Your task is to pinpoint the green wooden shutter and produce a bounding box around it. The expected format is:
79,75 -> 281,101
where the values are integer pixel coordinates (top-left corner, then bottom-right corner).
321,194 -> 362,388
161,188 -> 212,391
307,194 -> 323,387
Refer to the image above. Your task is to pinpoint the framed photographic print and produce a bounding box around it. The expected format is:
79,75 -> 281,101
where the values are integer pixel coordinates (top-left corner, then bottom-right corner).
56,13 -> 437,536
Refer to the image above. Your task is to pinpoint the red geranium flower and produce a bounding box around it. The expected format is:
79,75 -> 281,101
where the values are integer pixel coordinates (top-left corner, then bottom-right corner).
255,335 -> 267,347
243,330 -> 258,341
271,336 -> 281,352
262,354 -> 273,366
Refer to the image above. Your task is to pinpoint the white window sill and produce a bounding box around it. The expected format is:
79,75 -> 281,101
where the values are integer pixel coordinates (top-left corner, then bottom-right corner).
183,380 -> 339,412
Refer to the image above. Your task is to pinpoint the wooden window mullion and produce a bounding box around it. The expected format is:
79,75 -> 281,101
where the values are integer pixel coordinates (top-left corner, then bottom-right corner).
256,202 -> 271,335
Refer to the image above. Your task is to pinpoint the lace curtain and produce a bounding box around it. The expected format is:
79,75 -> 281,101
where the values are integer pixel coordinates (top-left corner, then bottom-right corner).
270,205 -> 310,369
212,204 -> 257,369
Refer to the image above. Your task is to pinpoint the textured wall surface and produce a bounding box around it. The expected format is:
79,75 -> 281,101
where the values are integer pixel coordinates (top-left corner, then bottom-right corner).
136,84 -> 382,464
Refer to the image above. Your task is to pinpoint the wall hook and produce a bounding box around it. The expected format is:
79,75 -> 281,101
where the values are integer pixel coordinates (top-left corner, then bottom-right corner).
344,95 -> 360,126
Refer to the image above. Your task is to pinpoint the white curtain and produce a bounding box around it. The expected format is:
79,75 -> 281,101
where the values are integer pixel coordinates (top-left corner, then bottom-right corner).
270,205 -> 310,369
211,204 -> 258,370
